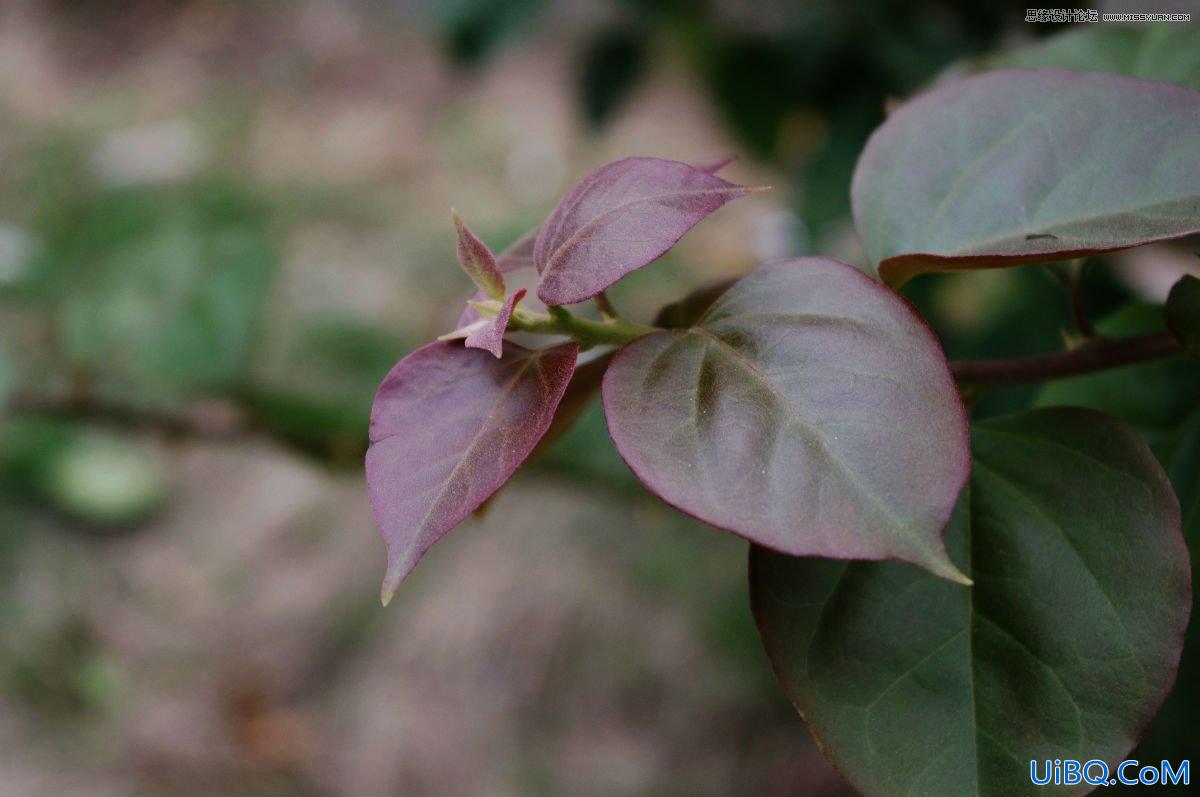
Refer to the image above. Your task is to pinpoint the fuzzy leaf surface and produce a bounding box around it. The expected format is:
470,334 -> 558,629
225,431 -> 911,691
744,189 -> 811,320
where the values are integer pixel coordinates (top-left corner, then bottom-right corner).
852,70 -> 1200,285
534,157 -> 758,305
602,257 -> 969,580
367,340 -> 578,602
465,289 -> 525,358
453,211 -> 505,299
750,408 -> 1191,797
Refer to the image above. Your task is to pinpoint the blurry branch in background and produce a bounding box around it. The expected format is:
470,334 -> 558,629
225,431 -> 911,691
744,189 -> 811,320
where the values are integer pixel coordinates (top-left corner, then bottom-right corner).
4,388 -> 367,465
6,390 -> 250,441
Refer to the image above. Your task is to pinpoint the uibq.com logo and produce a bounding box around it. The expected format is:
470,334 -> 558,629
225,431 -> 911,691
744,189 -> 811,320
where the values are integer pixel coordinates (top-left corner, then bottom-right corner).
1031,759 -> 1189,787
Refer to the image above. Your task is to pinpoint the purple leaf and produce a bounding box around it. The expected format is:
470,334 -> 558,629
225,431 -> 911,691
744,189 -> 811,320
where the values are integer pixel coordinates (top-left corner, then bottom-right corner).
852,70 -> 1200,285
453,210 -> 506,300
602,257 -> 970,582
367,340 -> 579,603
534,157 -> 762,306
465,288 -> 525,358
456,229 -> 539,328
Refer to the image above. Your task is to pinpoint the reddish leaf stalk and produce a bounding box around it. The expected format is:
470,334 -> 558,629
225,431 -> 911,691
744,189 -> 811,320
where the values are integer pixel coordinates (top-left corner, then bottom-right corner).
950,332 -> 1183,389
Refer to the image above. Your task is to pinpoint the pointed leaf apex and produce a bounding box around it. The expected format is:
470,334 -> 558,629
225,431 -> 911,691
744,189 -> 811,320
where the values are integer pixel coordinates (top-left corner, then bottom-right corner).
380,556 -> 410,607
910,537 -> 972,586
453,210 -> 506,300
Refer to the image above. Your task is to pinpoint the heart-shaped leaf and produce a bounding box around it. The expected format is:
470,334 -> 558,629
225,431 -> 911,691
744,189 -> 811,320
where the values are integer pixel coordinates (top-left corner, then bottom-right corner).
751,408 -> 1191,797
534,157 -> 760,306
852,70 -> 1200,286
602,257 -> 970,581
1166,275 -> 1200,360
367,340 -> 578,603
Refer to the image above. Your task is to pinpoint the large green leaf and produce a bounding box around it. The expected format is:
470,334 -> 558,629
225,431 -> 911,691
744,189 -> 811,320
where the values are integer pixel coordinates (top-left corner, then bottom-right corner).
971,25 -> 1200,91
852,70 -> 1200,285
751,408 -> 1191,797
603,257 -> 970,583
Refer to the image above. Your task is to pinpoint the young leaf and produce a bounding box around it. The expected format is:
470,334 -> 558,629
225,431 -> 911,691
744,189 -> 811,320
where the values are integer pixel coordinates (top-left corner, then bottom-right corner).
1166,275 -> 1200,360
465,289 -> 525,358
534,157 -> 761,306
852,70 -> 1200,285
366,340 -> 578,604
456,229 -> 538,328
602,257 -> 970,582
751,408 -> 1191,797
694,153 -> 738,174
453,210 -> 506,300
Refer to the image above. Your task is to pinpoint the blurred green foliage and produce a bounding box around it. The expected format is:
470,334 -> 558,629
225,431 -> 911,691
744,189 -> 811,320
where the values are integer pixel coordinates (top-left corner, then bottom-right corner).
966,23 -> 1200,89
21,178 -> 276,400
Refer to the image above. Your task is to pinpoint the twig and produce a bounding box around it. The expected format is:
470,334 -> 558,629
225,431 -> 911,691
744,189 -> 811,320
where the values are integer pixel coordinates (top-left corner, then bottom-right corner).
950,332 -> 1182,389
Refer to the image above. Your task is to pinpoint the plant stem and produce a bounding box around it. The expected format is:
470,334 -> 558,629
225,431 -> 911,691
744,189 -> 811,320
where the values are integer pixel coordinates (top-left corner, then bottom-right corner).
594,291 -> 620,321
951,332 -> 1182,389
508,306 -> 657,348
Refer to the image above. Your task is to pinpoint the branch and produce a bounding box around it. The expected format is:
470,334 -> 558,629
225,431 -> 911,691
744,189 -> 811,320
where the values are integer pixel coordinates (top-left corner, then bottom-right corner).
6,391 -> 252,440
950,332 -> 1183,389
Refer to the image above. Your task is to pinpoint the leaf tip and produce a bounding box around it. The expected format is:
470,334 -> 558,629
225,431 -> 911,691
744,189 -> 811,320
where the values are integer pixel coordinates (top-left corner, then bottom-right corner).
380,558 -> 409,607
924,550 -> 972,586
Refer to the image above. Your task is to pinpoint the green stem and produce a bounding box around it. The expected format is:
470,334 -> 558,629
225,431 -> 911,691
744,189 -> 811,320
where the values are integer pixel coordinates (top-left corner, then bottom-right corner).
508,306 -> 658,348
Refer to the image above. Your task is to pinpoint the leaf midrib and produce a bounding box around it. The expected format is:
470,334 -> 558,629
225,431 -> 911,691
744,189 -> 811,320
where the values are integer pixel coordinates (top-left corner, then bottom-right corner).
395,353 -> 542,564
541,187 -> 743,277
688,326 -> 922,550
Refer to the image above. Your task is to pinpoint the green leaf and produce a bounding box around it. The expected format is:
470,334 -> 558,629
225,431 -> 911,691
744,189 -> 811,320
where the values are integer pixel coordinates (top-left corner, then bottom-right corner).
852,70 -> 1200,285
750,408 -> 1191,797
971,24 -> 1200,91
1159,407 -> 1200,556
1166,275 -> 1200,360
603,257 -> 970,583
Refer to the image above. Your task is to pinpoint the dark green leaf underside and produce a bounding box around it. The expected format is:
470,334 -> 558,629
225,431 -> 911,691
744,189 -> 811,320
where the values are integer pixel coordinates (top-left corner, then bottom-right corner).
751,408 -> 1190,797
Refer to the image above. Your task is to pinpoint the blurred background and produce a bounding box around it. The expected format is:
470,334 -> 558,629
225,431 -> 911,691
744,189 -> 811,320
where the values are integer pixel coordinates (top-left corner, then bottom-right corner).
0,2 -> 1196,795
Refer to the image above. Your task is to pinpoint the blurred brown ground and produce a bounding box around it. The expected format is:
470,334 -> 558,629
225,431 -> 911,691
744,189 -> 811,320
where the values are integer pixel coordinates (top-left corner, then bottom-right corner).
0,1 -> 852,795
